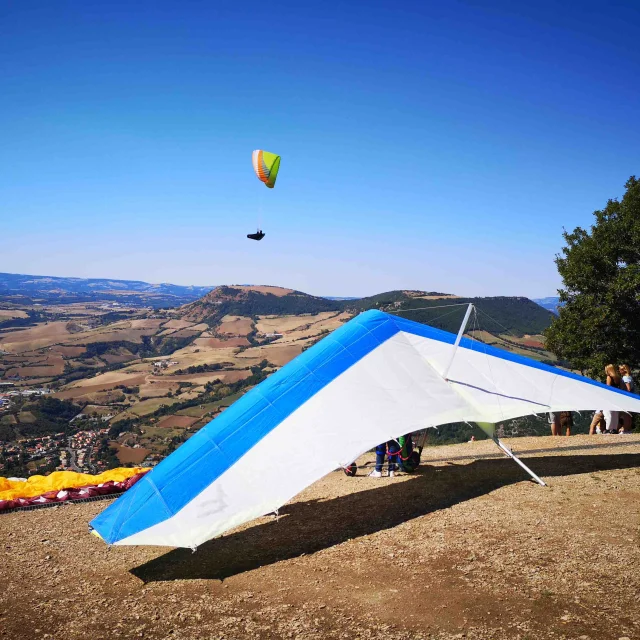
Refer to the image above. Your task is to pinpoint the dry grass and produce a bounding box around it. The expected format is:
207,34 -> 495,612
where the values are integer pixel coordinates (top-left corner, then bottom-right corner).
67,370 -> 147,389
218,315 -> 254,335
0,322 -> 72,353
256,312 -> 338,334
0,309 -> 28,319
155,415 -> 199,429
138,382 -> 178,399
193,336 -> 249,349
161,319 -> 196,331
236,343 -> 305,367
232,285 -> 294,297
4,353 -> 65,378
128,397 -> 182,417
109,442 -> 151,464
55,373 -> 147,400
51,346 -> 86,357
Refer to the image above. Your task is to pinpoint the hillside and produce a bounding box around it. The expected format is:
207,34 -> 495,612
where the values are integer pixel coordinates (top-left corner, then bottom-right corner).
1,435 -> 639,640
180,285 -> 341,323
345,291 -> 555,336
0,272 -> 212,308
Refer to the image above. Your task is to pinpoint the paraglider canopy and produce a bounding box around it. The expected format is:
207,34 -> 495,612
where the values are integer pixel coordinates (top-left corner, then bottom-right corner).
252,150 -> 280,189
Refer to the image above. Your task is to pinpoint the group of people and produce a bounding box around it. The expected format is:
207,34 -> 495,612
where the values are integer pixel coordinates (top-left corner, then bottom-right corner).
589,363 -> 635,434
549,363 -> 636,436
367,434 -> 420,478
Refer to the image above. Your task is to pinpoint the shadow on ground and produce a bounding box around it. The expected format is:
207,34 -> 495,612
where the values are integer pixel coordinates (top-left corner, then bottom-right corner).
131,452 -> 640,583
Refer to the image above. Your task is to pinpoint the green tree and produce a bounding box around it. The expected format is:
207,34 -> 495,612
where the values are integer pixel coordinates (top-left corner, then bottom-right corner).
545,176 -> 640,378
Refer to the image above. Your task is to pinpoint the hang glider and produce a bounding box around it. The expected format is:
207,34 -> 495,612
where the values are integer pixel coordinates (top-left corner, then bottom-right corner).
90,309 -> 640,548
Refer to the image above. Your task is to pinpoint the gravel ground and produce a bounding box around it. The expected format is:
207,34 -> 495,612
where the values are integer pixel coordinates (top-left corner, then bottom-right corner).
1,434 -> 639,640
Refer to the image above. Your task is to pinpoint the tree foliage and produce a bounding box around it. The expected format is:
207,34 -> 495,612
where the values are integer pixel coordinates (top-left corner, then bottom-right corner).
545,176 -> 640,378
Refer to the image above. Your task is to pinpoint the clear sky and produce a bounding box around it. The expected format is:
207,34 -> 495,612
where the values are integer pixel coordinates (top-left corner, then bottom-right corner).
1,0 -> 638,297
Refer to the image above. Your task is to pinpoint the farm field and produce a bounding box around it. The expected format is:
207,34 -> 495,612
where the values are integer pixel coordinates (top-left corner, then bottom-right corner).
218,315 -> 254,335
109,442 -> 152,464
155,415 -> 199,429
0,309 -> 28,319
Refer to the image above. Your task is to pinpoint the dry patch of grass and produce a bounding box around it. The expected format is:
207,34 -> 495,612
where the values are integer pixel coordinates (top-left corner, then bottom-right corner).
55,372 -> 147,400
109,442 -> 151,465
51,345 -> 86,357
166,344 -> 257,368
193,336 -> 249,349
218,315 -> 254,335
101,351 -> 137,365
256,312 -> 335,334
237,343 -> 304,367
159,370 -> 250,385
0,309 -> 28,319
128,397 -> 182,416
0,321 -> 73,353
68,370 -> 147,389
232,285 -> 294,297
156,415 -> 199,429
160,319 -> 196,331
138,380 -> 179,399
4,353 -> 65,378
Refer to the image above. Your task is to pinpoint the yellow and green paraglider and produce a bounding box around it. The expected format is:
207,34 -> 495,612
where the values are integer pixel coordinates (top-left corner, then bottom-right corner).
248,149 -> 281,240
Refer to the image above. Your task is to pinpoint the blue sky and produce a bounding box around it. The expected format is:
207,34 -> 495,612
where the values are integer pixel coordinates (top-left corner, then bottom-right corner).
1,0 -> 638,297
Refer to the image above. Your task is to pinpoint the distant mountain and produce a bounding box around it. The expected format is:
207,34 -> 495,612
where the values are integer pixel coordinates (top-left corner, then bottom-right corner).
532,297 -> 562,315
180,285 -> 342,323
0,271 -> 557,336
0,272 -> 213,308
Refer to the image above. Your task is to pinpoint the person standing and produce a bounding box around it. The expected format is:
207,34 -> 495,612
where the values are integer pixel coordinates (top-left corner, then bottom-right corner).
369,440 -> 400,478
548,412 -> 561,436
559,411 -> 573,436
589,410 -> 605,435
619,364 -> 635,433
603,364 -> 622,433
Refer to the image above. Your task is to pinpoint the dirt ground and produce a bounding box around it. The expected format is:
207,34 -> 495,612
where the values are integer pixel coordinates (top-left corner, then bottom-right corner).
1,435 -> 639,640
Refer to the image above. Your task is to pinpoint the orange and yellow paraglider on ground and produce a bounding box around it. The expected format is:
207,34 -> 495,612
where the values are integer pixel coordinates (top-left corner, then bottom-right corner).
0,467 -> 149,512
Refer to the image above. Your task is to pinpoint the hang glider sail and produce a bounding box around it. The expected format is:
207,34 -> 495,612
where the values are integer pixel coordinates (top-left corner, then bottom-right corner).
248,149 -> 280,240
90,310 -> 640,548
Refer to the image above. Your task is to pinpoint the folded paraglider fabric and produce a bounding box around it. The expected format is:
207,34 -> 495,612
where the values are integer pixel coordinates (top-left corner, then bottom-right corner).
0,468 -> 149,512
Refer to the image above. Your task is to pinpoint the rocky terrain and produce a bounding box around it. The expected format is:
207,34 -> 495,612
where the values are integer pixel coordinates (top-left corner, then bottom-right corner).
1,434 -> 639,640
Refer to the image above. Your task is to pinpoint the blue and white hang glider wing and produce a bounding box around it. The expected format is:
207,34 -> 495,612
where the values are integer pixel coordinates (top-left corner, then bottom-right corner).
90,310 -> 640,548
